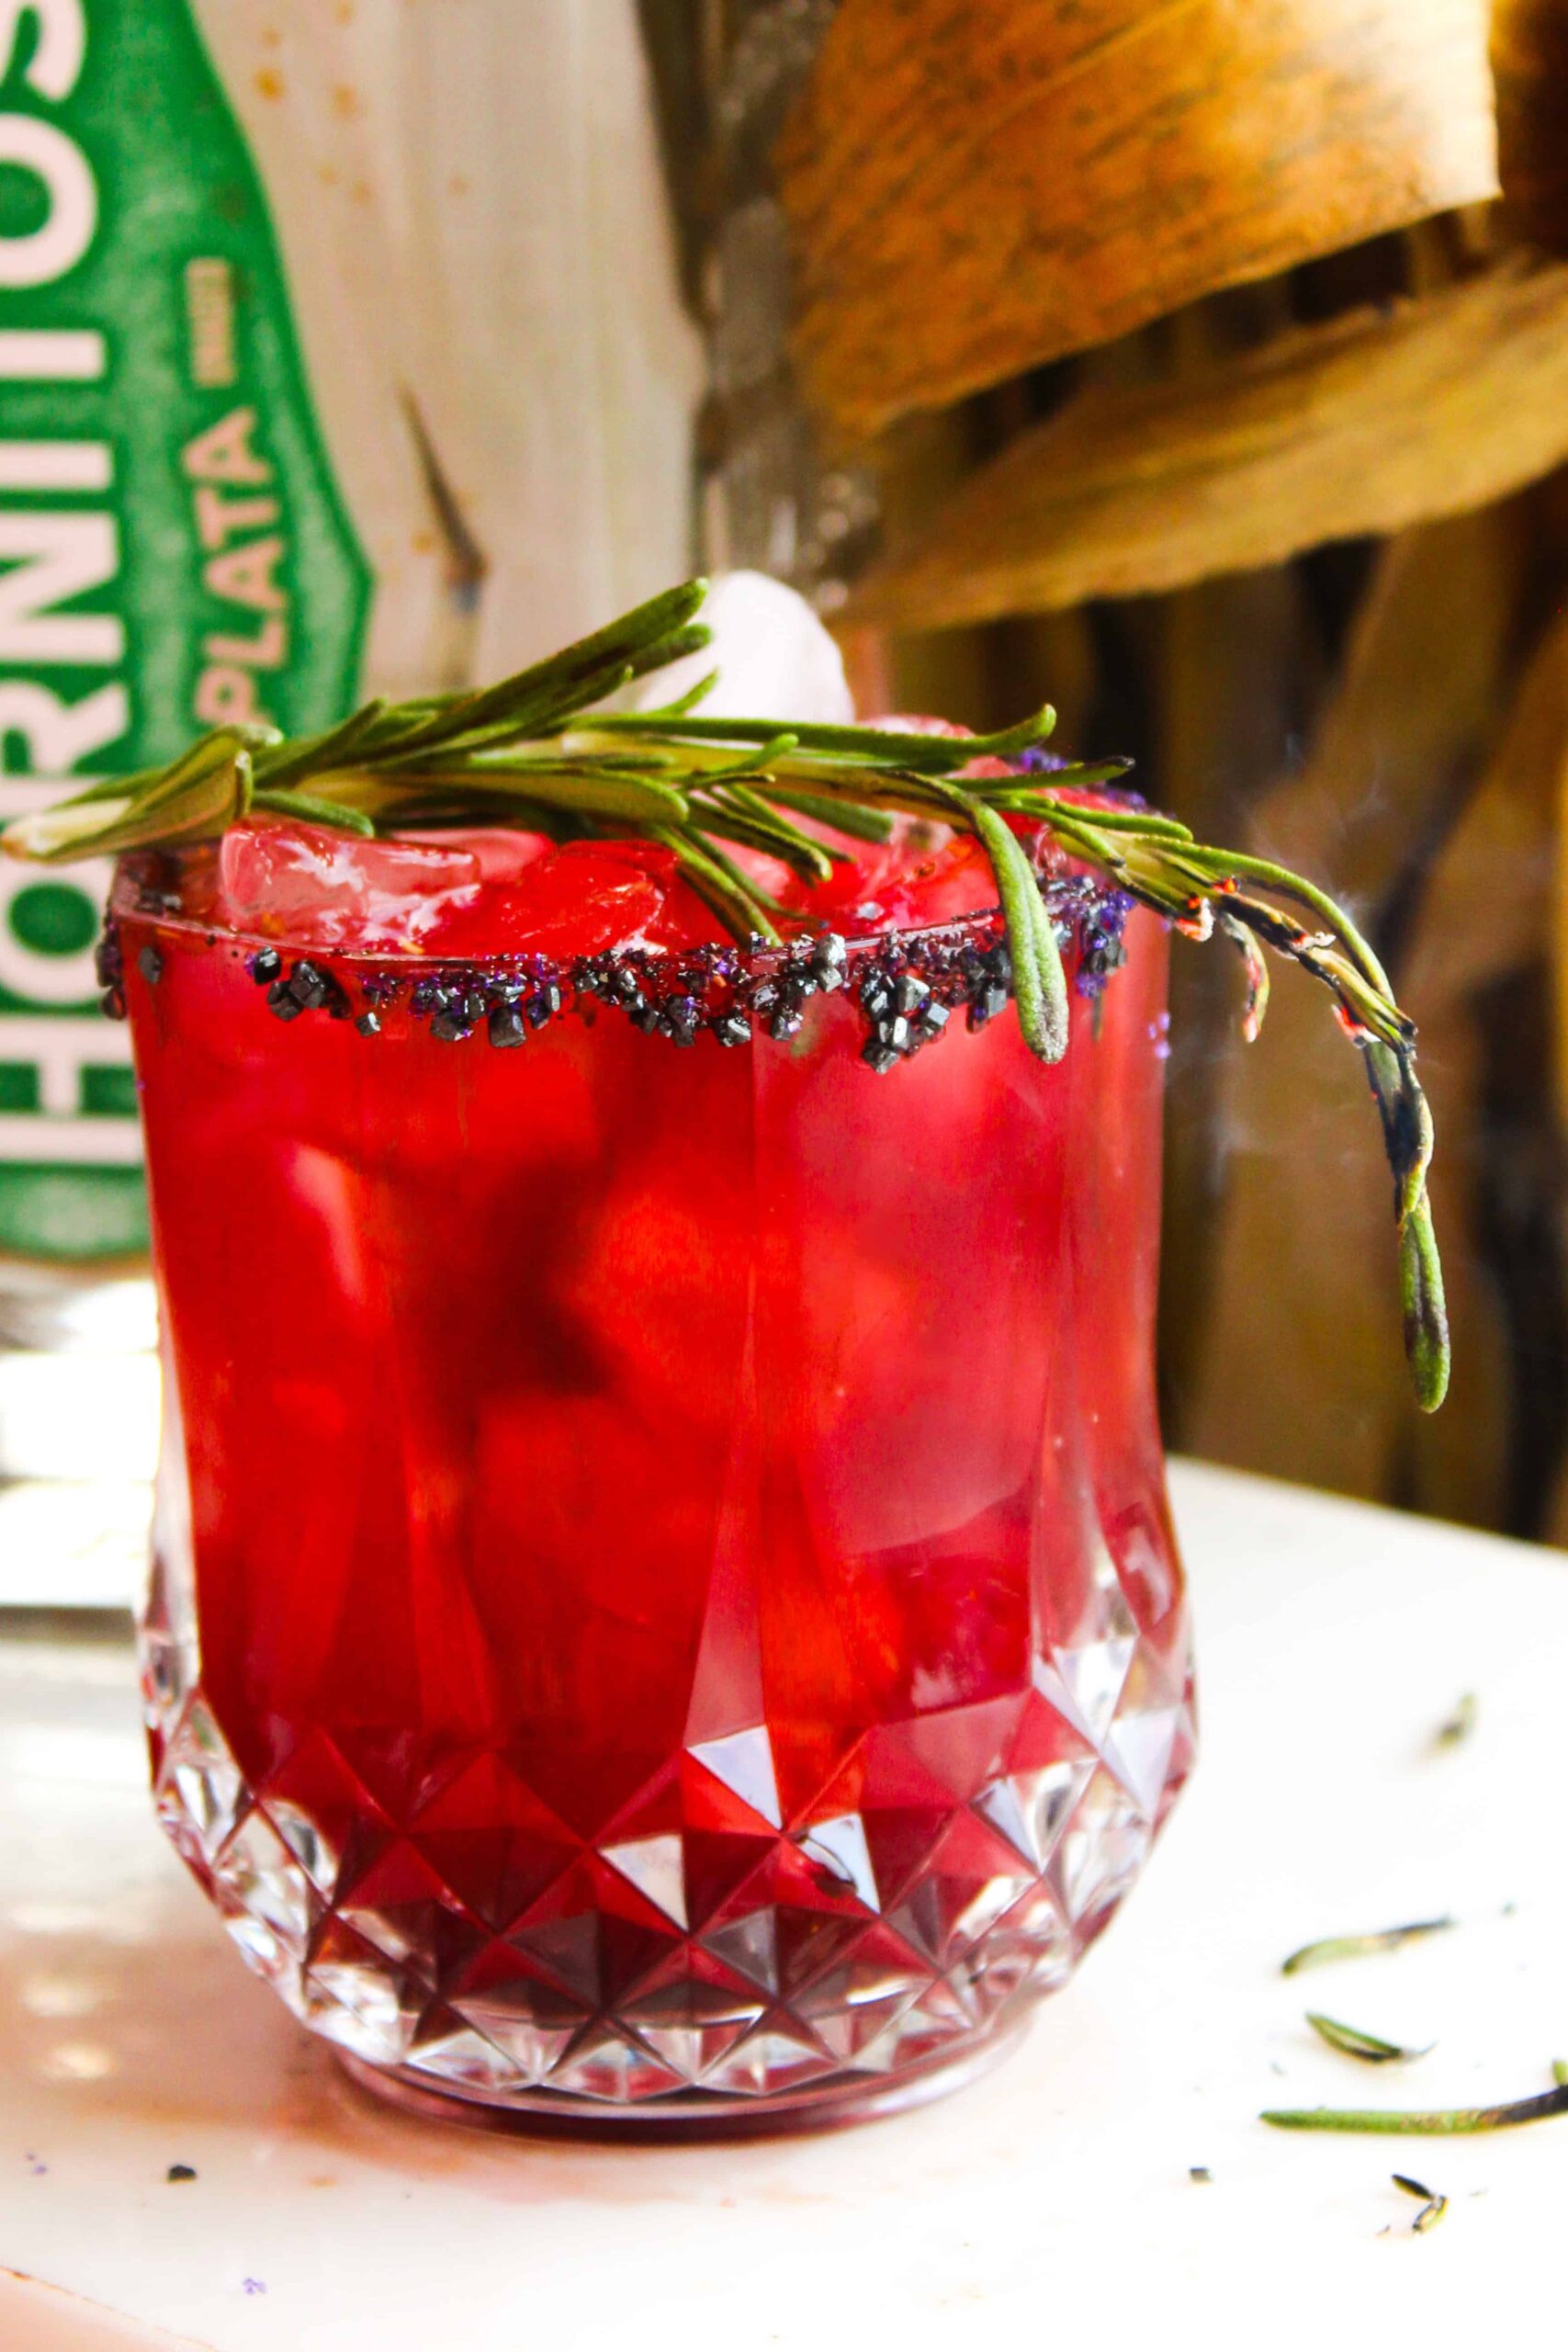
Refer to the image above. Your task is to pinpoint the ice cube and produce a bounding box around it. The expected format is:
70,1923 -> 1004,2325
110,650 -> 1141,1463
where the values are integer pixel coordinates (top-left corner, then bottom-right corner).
798,819 -> 999,934
403,830 -> 554,888
219,820 -> 486,950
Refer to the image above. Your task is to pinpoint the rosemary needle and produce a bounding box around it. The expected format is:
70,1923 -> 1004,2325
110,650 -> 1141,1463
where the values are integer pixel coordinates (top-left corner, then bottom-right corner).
1281,1918 -> 1455,1975
1306,2012 -> 1434,2064
1392,2177 -> 1448,2233
1435,1692 -> 1478,1747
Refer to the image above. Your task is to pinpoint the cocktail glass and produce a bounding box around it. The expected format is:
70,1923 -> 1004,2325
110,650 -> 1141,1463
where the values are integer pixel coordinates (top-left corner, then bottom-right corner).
116,819 -> 1192,2132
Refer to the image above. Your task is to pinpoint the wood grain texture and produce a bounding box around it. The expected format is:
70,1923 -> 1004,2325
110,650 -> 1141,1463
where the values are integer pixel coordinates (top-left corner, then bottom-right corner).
1404,608 -> 1568,1020
778,0 -> 1498,436
1494,0 -> 1568,253
1551,628 -> 1568,1139
1155,565 -> 1317,1450
1183,512 -> 1522,1509
845,256 -> 1568,628
1401,605 -> 1568,1528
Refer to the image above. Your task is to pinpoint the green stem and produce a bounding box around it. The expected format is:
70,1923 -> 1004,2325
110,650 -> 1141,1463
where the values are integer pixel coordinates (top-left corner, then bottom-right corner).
650,824 -> 783,945
1190,849 -> 1393,1000
1263,2086 -> 1568,2135
588,707 -> 1064,774
251,787 -> 375,835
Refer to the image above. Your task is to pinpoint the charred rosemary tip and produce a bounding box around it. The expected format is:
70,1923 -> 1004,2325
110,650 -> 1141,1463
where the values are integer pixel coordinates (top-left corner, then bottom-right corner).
0,574 -> 1450,1410
1392,2176 -> 1448,2233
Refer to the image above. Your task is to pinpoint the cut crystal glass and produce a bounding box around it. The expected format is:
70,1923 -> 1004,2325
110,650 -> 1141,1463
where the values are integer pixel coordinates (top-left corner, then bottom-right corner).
120,837 -> 1193,2129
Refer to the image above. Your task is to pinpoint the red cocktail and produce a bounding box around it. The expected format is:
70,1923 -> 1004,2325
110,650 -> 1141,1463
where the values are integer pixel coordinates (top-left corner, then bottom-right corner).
116,806 -> 1192,2127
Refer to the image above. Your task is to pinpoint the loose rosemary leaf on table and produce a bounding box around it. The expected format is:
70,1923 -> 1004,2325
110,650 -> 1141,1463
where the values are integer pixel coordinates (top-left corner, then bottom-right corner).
1435,1692 -> 1478,1747
1281,1918 -> 1456,1975
1392,2175 -> 1448,2232
1306,2013 -> 1435,2064
1263,2081 -> 1568,2136
0,575 -> 1450,1410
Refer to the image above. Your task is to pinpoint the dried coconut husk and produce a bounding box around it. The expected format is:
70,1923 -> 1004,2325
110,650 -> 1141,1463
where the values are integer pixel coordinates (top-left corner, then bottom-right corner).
844,254 -> 1568,630
778,0 -> 1497,437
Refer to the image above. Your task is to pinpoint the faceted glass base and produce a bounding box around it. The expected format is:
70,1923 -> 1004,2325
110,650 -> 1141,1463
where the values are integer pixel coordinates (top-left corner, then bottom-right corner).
337,2014 -> 1032,2139
141,1541 -> 1194,2132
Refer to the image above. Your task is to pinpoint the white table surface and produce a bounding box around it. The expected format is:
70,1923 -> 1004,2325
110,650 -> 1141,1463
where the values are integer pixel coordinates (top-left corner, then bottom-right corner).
3,1459 -> 1564,2351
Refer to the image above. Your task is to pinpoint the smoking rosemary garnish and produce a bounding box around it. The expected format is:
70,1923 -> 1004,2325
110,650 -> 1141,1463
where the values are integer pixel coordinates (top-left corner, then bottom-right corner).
1306,2013 -> 1434,2064
1262,2080 -> 1568,2135
0,576 -> 1449,1408
1281,1918 -> 1456,1974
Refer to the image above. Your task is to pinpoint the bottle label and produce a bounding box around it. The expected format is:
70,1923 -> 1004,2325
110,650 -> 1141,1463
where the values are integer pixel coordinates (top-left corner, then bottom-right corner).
0,0 -> 370,1260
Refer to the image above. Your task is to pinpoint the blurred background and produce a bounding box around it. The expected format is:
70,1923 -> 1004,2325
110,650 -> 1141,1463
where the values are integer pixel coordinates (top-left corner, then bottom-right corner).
1,0 -> 1564,1598
659,0 -> 1568,1543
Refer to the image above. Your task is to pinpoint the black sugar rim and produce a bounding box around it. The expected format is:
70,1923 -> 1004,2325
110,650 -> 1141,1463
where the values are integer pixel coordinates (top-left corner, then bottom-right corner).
102,863 -> 1139,1069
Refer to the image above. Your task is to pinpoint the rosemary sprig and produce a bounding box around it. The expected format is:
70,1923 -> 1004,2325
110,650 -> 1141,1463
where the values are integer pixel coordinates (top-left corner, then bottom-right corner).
0,575 -> 1450,1410
1281,1919 -> 1456,1975
1306,2013 -> 1435,2064
1262,2082 -> 1568,2135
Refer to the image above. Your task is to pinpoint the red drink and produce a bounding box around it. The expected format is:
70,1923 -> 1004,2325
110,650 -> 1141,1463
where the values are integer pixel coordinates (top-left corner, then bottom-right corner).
118,811 -> 1191,2125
